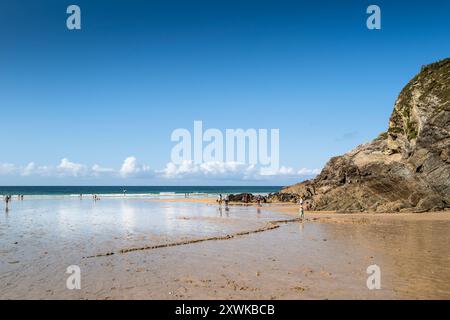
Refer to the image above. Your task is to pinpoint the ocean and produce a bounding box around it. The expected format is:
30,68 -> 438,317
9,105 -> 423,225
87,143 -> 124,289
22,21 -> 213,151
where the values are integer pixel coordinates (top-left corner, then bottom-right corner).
0,186 -> 282,197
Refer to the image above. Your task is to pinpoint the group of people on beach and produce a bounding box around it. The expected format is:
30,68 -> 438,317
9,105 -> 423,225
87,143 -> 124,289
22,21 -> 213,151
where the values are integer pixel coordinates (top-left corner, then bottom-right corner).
215,193 -> 306,221
3,194 -> 25,211
78,194 -> 101,201
4,191 -> 306,221
216,194 -> 265,208
242,194 -> 264,206
216,194 -> 230,207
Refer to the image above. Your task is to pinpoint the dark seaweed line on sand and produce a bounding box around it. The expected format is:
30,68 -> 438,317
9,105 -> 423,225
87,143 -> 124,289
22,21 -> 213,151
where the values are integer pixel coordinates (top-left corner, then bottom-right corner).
83,217 -> 301,259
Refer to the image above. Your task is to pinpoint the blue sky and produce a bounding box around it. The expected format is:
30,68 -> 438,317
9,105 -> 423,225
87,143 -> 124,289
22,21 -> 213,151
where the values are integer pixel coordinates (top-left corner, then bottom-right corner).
0,0 -> 449,185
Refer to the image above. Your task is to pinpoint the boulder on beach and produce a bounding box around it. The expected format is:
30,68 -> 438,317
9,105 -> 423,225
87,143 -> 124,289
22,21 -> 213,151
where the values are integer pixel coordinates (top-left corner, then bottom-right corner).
227,193 -> 266,203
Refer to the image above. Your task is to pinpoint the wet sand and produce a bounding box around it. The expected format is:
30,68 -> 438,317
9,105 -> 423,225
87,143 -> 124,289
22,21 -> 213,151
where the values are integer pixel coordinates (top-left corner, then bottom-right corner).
1,198 -> 450,299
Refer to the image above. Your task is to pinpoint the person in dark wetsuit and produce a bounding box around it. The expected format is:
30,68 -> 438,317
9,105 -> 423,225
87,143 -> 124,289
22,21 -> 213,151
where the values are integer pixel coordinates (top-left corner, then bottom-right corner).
5,195 -> 11,211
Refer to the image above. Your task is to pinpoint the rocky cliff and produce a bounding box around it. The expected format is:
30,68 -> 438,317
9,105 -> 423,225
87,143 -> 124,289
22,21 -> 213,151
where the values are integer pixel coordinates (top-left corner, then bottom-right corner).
279,58 -> 450,212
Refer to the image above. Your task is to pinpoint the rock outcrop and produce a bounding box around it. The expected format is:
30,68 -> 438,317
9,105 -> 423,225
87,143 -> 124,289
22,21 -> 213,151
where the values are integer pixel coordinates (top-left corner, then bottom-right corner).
278,58 -> 450,212
227,193 -> 268,203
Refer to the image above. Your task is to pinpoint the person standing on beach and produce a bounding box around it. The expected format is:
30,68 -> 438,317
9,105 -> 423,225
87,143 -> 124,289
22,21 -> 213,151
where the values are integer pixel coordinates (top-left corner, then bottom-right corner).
224,194 -> 229,207
243,194 -> 249,206
299,197 -> 305,220
4,195 -> 10,211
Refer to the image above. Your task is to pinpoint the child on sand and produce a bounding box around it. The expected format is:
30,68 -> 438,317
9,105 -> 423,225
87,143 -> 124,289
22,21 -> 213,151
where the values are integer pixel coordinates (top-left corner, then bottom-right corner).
299,197 -> 304,220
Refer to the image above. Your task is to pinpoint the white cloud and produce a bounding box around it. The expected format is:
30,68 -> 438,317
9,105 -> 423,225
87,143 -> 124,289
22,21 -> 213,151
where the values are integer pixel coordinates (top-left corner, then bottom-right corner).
119,156 -> 152,178
91,164 -> 115,176
21,162 -> 36,176
21,162 -> 52,176
0,163 -> 16,175
1,158 -> 320,182
159,160 -> 253,179
260,165 -> 295,176
297,168 -> 321,175
57,158 -> 87,177
158,160 -> 318,181
200,161 -> 253,176
9,160 -> 114,178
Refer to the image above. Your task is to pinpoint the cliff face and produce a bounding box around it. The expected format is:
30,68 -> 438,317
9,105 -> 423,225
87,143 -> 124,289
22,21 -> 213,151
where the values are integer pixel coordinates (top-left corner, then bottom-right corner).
281,58 -> 450,212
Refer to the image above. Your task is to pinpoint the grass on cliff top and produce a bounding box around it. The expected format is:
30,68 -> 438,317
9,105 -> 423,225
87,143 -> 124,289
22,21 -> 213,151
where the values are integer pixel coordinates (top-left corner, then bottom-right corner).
387,57 -> 449,141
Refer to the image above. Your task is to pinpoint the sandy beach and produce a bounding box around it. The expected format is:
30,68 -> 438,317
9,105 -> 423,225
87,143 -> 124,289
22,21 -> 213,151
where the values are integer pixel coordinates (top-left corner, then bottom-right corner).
1,197 -> 450,299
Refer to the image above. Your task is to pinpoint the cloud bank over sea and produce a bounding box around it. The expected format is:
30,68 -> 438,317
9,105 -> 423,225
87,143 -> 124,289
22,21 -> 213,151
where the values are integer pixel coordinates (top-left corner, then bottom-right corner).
0,157 -> 319,185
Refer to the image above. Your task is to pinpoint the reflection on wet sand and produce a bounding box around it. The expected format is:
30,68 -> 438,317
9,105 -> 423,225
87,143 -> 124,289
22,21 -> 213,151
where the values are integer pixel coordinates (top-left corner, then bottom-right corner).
0,198 -> 449,299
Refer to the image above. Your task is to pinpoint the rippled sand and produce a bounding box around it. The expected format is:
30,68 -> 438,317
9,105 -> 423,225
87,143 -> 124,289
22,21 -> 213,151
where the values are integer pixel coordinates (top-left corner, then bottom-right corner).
1,198 -> 449,299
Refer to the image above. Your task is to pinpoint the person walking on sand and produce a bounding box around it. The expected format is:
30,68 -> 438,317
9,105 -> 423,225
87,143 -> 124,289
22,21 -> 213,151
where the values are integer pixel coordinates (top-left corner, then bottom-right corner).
224,194 -> 229,207
299,197 -> 305,220
257,195 -> 262,207
243,194 -> 249,206
5,195 -> 11,211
